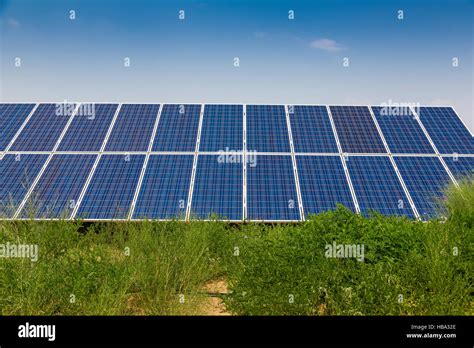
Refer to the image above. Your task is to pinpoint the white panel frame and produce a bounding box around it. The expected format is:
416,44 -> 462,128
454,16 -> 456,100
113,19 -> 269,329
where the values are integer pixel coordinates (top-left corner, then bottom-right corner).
186,104 -> 205,221
285,105 -> 305,221
368,106 -> 420,219
70,104 -> 123,219
13,103 -> 81,218
128,104 -> 164,219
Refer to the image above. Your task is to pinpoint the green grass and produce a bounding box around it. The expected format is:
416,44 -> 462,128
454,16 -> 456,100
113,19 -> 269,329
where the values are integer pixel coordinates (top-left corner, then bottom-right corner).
0,179 -> 472,315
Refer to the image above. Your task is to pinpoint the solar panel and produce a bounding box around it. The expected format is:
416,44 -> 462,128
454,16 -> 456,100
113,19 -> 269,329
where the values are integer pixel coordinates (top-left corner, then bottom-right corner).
395,156 -> 452,218
0,103 -> 36,151
133,155 -> 193,220
105,104 -> 160,152
443,156 -> 474,181
19,154 -> 97,218
246,105 -> 291,152
199,104 -> 243,152
371,106 -> 434,154
418,107 -> 474,154
10,103 -> 75,151
296,155 -> 354,215
289,106 -> 338,153
152,104 -> 201,152
191,154 -> 243,220
1,103 -> 470,222
347,156 -> 414,217
58,104 -> 118,151
0,154 -> 48,218
247,155 -> 300,220
330,106 -> 386,153
76,154 -> 145,219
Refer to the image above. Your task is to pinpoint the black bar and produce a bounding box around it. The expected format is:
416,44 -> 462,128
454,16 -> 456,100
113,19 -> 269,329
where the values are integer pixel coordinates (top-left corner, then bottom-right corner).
0,316 -> 472,346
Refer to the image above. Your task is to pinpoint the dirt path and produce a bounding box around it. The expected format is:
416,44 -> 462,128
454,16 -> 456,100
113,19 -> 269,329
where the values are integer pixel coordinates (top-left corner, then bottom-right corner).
200,278 -> 231,316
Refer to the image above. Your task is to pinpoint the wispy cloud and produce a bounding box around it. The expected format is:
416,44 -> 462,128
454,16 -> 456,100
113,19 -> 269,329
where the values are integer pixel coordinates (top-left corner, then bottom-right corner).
254,31 -> 267,39
309,38 -> 345,52
7,18 -> 20,28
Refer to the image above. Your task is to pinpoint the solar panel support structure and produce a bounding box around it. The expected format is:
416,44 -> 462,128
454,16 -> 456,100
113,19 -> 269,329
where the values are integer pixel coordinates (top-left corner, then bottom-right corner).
186,104 -> 205,221
409,106 -> 459,187
13,103 -> 81,218
326,105 -> 361,213
128,104 -> 163,220
242,104 -> 248,220
1,103 -> 39,160
285,105 -> 305,221
368,106 -> 420,219
71,104 -> 123,219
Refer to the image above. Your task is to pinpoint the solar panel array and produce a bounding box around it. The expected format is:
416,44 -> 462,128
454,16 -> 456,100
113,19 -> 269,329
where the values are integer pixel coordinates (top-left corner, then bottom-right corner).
1,103 -> 472,221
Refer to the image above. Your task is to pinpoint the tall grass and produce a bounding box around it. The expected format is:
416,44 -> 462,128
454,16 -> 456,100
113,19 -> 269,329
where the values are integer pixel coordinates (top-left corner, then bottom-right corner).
0,179 -> 472,315
0,220 -> 229,315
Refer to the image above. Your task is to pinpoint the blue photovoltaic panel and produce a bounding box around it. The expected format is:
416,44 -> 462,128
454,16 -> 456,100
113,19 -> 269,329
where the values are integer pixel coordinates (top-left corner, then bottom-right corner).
76,155 -> 145,219
133,155 -> 193,220
105,104 -> 160,151
152,104 -> 201,152
0,154 -> 48,217
347,156 -> 414,217
371,106 -> 434,154
247,155 -> 300,220
58,104 -> 118,151
418,107 -> 474,154
191,154 -> 243,220
10,103 -> 75,151
443,157 -> 474,181
290,106 -> 338,153
330,106 -> 386,153
246,105 -> 290,152
395,156 -> 452,218
0,103 -> 35,151
19,155 -> 96,218
199,105 -> 243,152
296,156 -> 355,215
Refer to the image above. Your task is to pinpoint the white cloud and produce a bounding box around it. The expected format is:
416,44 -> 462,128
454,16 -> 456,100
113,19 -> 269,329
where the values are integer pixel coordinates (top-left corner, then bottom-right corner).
309,38 -> 345,52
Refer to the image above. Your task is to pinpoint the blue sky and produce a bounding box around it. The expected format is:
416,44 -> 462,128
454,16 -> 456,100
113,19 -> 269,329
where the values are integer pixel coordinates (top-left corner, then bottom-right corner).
1,0 -> 472,131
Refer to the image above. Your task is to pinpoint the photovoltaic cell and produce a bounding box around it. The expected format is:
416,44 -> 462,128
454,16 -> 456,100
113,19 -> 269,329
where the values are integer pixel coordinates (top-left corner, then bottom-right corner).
199,104 -> 243,152
58,104 -> 118,151
246,105 -> 290,152
0,103 -> 35,151
19,154 -> 97,218
443,157 -> 474,181
347,156 -> 414,217
296,156 -> 354,216
371,106 -> 434,154
191,154 -> 243,220
0,154 -> 48,218
105,104 -> 160,151
152,104 -> 201,152
395,156 -> 452,218
76,154 -> 145,219
290,106 -> 338,153
247,155 -> 300,220
418,107 -> 474,154
10,103 -> 75,151
330,106 -> 386,153
133,155 -> 193,220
